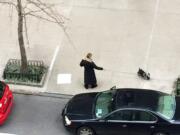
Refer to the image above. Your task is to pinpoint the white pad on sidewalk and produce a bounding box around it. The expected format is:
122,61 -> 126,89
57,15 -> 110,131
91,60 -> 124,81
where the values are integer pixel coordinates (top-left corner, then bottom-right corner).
57,74 -> 72,84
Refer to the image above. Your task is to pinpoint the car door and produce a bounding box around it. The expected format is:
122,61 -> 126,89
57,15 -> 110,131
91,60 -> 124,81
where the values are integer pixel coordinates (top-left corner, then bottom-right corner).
128,110 -> 157,135
94,110 -> 132,135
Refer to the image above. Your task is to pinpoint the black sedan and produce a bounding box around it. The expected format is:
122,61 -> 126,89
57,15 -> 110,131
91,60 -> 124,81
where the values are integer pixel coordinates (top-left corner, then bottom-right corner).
62,88 -> 180,135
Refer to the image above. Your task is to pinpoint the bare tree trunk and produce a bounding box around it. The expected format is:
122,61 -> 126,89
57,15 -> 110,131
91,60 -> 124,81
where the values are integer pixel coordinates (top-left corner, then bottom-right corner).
17,0 -> 28,73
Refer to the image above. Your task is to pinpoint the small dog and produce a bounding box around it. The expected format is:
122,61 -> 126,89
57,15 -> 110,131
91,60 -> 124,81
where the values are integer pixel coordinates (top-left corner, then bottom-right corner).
137,68 -> 150,80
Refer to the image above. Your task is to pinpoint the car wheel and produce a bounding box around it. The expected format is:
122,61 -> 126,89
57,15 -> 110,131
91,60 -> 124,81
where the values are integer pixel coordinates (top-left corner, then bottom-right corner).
77,126 -> 94,135
153,132 -> 168,135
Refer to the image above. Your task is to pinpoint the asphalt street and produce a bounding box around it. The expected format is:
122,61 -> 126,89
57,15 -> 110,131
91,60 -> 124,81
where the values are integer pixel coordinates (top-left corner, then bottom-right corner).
0,93 -> 72,135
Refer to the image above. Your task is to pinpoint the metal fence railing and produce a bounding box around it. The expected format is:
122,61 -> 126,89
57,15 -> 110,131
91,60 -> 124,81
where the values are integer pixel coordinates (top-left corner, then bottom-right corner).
3,59 -> 47,84
175,77 -> 180,96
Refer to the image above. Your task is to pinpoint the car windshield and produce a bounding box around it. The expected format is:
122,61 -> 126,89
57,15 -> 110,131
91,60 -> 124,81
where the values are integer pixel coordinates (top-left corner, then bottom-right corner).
95,90 -> 116,118
156,94 -> 176,120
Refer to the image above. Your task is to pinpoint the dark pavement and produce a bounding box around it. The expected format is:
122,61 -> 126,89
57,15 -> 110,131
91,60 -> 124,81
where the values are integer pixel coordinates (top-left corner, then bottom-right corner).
0,93 -> 72,135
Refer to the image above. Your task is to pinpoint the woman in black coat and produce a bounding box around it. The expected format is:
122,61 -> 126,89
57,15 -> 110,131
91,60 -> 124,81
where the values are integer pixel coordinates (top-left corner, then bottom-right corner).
80,53 -> 103,89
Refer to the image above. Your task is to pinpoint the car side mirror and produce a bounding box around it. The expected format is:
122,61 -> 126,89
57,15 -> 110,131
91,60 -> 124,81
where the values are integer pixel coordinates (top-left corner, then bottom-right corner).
110,86 -> 116,90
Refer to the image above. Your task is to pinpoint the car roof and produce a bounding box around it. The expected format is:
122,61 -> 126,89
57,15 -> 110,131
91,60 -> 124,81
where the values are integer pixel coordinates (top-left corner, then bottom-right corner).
114,88 -> 166,111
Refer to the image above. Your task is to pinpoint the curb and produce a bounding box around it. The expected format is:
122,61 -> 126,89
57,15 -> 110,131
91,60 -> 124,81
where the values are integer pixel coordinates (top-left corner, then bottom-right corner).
12,88 -> 73,99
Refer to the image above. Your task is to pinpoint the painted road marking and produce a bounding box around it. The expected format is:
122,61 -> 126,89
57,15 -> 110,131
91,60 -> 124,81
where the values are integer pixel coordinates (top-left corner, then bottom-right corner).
44,46 -> 60,91
144,0 -> 160,70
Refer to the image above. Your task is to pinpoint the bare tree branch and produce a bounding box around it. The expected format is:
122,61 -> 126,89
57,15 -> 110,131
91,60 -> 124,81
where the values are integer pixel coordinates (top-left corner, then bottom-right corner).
0,0 -> 69,73
24,4 -> 54,15
0,1 -> 17,10
27,0 -> 65,27
0,0 -> 68,41
34,0 -> 69,20
26,13 -> 59,23
22,1 -> 29,10
36,0 -> 64,20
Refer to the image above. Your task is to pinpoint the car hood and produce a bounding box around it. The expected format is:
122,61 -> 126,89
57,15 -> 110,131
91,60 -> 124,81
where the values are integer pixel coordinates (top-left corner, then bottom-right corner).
66,92 -> 98,119
173,97 -> 180,120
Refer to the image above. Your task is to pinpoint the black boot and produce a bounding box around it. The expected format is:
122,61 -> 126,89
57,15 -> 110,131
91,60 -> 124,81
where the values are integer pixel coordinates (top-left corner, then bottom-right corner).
91,84 -> 97,88
84,84 -> 88,89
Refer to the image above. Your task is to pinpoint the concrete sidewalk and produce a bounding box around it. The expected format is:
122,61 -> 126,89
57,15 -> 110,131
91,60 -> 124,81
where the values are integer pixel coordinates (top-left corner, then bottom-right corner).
1,0 -> 180,95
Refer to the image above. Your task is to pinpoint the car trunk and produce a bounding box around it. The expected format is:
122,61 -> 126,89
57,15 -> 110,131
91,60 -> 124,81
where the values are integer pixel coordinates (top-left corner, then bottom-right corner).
173,97 -> 180,120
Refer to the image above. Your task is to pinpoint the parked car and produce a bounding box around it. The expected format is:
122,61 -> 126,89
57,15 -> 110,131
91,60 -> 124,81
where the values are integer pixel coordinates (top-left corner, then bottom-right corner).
0,81 -> 13,125
62,87 -> 180,135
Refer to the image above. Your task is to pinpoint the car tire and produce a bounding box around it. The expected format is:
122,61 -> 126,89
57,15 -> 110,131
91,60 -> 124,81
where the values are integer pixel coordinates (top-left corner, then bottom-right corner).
153,132 -> 168,135
77,126 -> 94,135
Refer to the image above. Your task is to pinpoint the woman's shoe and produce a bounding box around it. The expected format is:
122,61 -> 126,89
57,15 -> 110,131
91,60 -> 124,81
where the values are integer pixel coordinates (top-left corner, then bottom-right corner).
91,84 -> 97,88
84,84 -> 88,89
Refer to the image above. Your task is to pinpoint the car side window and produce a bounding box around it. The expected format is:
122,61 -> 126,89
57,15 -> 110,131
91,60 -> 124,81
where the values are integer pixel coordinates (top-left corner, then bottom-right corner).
0,81 -> 3,91
132,110 -> 157,122
0,81 -> 4,98
106,110 -> 132,121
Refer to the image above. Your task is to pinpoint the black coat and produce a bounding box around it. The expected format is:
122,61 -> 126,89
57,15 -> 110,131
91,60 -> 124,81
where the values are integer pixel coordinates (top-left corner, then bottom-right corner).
80,59 -> 103,85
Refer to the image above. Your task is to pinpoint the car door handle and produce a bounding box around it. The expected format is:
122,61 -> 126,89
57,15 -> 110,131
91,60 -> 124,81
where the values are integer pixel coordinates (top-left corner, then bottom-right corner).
122,124 -> 127,128
150,126 -> 155,129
